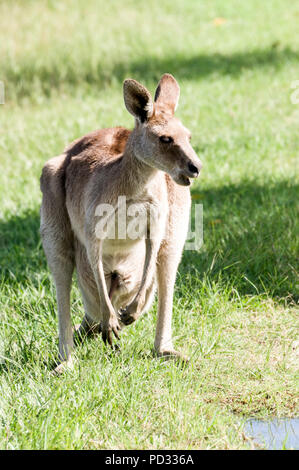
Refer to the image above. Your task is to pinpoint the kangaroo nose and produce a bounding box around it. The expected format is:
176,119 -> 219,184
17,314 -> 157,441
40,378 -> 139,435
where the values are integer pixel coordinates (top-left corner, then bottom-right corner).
188,162 -> 199,176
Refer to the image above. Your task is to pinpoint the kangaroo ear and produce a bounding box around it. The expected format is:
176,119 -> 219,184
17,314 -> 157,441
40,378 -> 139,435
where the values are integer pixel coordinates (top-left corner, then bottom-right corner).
154,73 -> 180,113
123,79 -> 153,123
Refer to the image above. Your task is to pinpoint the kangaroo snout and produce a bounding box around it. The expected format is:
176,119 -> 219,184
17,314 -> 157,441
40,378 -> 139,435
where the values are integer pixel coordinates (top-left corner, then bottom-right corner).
176,156 -> 202,186
187,161 -> 201,177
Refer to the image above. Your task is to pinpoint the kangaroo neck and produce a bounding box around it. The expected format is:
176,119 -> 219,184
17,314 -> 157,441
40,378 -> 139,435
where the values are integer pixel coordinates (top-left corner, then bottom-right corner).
120,133 -> 161,197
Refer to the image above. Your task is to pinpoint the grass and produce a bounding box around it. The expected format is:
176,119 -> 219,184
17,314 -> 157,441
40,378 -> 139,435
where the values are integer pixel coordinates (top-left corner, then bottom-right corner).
0,0 -> 298,450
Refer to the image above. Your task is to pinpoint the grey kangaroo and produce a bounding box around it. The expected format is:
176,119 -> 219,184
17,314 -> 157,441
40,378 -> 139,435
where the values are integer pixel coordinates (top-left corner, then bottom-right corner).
40,74 -> 202,372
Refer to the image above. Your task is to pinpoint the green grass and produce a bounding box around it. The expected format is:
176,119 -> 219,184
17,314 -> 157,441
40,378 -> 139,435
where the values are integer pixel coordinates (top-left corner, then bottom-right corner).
0,0 -> 298,450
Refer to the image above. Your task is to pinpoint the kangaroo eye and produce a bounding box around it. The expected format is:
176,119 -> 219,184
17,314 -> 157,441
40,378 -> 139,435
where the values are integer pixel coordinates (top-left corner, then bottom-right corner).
159,135 -> 173,144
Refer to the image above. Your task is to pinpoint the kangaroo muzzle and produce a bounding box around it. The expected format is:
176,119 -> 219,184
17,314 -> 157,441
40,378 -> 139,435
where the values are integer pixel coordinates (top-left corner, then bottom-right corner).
177,157 -> 202,186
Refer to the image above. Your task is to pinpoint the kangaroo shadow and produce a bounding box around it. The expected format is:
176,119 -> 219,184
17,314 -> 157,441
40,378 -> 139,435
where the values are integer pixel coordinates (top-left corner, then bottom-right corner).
179,180 -> 298,302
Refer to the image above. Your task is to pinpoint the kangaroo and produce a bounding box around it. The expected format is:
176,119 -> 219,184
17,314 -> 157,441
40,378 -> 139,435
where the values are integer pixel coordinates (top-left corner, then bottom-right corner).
40,74 -> 202,372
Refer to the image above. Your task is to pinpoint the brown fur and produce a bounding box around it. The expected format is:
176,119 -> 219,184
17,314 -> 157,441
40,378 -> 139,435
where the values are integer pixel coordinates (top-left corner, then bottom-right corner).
40,74 -> 202,371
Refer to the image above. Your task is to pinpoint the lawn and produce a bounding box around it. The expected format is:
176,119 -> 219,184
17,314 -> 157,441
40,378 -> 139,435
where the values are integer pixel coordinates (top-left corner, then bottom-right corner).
0,0 -> 298,449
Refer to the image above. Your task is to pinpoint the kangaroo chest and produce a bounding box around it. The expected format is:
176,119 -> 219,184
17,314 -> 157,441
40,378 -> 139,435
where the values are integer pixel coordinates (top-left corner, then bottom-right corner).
102,195 -> 168,262
100,183 -> 167,280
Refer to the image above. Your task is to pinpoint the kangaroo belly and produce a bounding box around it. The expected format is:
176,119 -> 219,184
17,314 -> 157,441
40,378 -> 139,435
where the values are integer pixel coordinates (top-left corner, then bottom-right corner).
75,237 -> 148,317
102,238 -> 146,310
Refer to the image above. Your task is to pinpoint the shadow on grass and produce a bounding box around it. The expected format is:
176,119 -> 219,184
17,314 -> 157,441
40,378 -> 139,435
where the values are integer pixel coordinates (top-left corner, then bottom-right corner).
0,209 -> 46,285
3,46 -> 299,99
180,180 -> 298,302
113,46 -> 299,85
0,179 -> 298,301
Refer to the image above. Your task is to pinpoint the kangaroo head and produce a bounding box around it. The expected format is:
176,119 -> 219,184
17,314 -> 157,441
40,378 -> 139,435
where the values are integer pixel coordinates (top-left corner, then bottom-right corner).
123,74 -> 202,186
